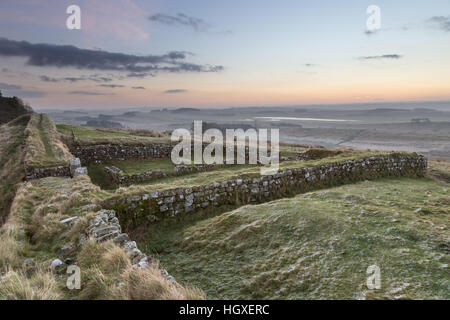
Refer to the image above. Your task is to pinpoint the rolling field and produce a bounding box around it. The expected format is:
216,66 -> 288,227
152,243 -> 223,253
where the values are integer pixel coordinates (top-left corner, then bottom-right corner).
136,176 -> 449,299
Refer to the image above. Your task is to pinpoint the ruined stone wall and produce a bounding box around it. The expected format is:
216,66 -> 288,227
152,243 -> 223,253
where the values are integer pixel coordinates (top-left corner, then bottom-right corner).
103,164 -> 223,186
71,143 -> 266,165
102,153 -> 427,229
71,144 -> 174,164
104,166 -> 167,186
174,163 -> 222,175
25,166 -> 71,180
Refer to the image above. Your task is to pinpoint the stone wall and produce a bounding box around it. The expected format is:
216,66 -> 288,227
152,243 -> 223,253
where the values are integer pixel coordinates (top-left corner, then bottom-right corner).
102,153 -> 427,229
83,209 -> 174,280
25,157 -> 87,181
25,166 -> 71,180
173,163 -> 221,175
71,143 -> 268,165
71,144 -> 174,164
104,166 -> 166,186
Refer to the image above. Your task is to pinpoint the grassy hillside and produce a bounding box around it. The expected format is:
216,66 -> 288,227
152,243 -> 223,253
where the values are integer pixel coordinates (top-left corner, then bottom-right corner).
0,115 -> 30,224
137,176 -> 449,299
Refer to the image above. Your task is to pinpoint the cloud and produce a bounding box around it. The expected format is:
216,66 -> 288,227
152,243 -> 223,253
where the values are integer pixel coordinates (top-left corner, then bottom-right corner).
0,38 -> 224,76
68,90 -> 113,96
0,82 -> 45,98
97,84 -> 124,88
40,74 -> 120,84
64,77 -> 86,83
304,63 -> 316,67
127,72 -> 152,78
149,13 -> 210,32
427,16 -> 450,32
164,89 -> 187,94
0,82 -> 22,90
132,86 -> 145,90
358,54 -> 402,60
40,75 -> 59,82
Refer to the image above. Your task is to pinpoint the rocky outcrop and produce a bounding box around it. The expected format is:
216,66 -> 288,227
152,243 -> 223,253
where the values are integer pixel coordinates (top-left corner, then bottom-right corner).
103,153 -> 427,228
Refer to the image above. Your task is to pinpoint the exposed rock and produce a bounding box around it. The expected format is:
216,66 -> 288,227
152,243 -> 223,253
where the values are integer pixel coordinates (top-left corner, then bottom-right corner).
78,234 -> 88,246
60,216 -> 78,225
50,259 -> 65,273
113,233 -> 130,245
73,167 -> 88,177
83,210 -> 176,283
69,158 -> 81,176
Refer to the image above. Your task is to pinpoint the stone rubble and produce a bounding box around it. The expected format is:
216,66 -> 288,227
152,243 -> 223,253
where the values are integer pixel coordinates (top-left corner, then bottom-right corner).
84,209 -> 175,282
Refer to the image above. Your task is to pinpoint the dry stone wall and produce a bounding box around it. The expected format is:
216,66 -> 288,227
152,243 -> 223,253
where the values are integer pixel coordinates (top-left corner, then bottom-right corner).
72,144 -> 174,164
25,166 -> 71,180
71,143 -> 266,165
174,163 -> 222,175
104,163 -> 232,186
104,166 -> 167,186
83,209 -> 175,280
25,157 -> 88,180
102,153 -> 427,229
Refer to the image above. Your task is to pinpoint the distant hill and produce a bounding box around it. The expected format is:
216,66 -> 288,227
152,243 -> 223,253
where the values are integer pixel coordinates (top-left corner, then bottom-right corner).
63,110 -> 88,115
0,91 -> 34,124
85,119 -> 124,129
121,111 -> 145,117
171,108 -> 200,113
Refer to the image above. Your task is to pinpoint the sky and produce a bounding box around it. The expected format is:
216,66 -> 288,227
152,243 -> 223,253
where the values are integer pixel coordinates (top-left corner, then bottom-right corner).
0,0 -> 449,109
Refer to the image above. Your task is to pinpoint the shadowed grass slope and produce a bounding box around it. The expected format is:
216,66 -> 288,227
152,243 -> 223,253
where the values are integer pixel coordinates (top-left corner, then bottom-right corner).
0,114 -> 30,225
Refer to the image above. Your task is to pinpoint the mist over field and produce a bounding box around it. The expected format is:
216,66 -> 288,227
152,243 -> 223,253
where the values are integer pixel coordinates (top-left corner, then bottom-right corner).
45,101 -> 450,159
